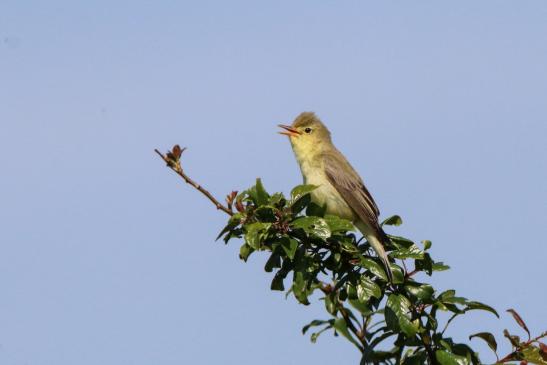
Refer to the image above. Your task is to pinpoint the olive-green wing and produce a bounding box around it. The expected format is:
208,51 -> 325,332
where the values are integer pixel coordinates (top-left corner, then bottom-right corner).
322,152 -> 382,233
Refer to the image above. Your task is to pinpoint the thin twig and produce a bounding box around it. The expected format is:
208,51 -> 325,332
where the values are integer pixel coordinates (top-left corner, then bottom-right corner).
154,147 -> 233,216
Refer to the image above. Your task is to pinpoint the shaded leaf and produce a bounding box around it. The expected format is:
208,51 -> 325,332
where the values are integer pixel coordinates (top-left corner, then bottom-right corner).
239,244 -> 254,262
302,319 -> 330,334
422,240 -> 432,250
333,318 -> 362,350
381,215 -> 403,226
469,332 -> 498,353
255,178 -> 270,205
290,184 -> 317,202
280,237 -> 299,260
216,213 -> 243,240
306,202 -> 326,217
404,283 -> 434,301
264,252 -> 281,272
270,271 -> 285,291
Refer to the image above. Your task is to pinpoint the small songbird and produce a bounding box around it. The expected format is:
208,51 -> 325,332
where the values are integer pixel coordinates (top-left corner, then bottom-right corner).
279,112 -> 393,281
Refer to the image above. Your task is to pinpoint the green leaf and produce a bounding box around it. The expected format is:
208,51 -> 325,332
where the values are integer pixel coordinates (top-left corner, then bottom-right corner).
291,216 -> 331,240
452,344 -> 481,365
381,215 -> 403,226
401,350 -> 427,365
359,258 -> 388,281
292,271 -> 310,305
244,222 -> 272,250
216,213 -> 243,240
522,345 -> 547,365
254,206 -> 276,222
385,294 -> 419,338
324,214 -> 355,232
469,332 -> 498,353
270,271 -> 285,291
333,318 -> 362,350
415,253 -> 434,275
390,244 -> 424,259
432,262 -> 450,271
255,178 -> 270,205
280,237 -> 299,260
290,184 -> 316,213
357,276 -> 382,302
290,184 -> 317,202
389,263 -> 405,284
264,252 -> 281,272
324,294 -> 337,315
239,244 -> 254,261
306,202 -> 326,217
388,235 -> 415,248
439,290 -> 456,300
404,283 -> 434,301
348,299 -> 373,316
422,240 -> 432,250
435,350 -> 470,365
302,319 -> 330,334
465,301 -> 499,318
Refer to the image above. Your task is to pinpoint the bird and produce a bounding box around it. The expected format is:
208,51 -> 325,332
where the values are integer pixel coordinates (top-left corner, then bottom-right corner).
279,112 -> 393,282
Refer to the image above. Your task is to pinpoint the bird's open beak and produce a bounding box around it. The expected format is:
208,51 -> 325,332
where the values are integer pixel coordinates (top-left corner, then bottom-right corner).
278,124 -> 301,137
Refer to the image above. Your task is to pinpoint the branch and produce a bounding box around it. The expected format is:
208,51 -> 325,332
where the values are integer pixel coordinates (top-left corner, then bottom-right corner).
154,145 -> 234,216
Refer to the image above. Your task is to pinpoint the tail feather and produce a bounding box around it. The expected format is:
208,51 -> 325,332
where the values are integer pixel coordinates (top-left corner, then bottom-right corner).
355,222 -> 393,283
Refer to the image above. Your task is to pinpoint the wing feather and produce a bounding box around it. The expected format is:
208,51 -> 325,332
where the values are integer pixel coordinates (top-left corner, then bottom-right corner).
322,152 -> 382,234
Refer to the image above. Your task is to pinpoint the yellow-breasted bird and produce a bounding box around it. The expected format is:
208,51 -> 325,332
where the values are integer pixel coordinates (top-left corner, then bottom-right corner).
279,112 -> 393,282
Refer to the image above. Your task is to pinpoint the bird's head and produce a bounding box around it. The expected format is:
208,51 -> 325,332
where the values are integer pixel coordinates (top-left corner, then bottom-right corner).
278,112 -> 332,159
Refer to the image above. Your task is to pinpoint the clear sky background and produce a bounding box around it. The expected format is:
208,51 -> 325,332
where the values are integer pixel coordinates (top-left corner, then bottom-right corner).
1,1 -> 546,364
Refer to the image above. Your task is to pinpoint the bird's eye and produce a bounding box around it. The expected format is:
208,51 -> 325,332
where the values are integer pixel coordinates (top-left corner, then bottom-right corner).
304,127 -> 312,134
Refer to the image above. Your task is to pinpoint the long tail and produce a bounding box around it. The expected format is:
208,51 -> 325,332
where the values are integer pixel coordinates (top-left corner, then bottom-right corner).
355,222 -> 393,283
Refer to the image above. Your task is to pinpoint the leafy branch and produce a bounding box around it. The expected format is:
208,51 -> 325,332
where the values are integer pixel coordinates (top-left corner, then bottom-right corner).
155,144 -> 547,365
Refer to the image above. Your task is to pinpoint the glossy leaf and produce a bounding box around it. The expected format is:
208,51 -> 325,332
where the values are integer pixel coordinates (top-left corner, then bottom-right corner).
357,276 -> 382,302
386,294 -> 419,338
244,222 -> 271,250
359,258 -> 388,281
390,244 -> 424,259
405,283 -> 434,301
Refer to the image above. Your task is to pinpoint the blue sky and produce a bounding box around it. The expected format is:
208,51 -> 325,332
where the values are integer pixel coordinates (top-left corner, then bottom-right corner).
1,1 -> 546,364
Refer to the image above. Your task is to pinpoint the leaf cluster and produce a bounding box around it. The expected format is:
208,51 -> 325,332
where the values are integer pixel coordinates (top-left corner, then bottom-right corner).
217,179 -> 525,364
